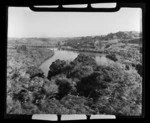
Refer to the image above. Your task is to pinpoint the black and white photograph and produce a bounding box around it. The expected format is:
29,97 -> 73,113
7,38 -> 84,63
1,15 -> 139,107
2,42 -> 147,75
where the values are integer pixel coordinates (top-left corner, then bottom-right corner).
7,6 -> 143,116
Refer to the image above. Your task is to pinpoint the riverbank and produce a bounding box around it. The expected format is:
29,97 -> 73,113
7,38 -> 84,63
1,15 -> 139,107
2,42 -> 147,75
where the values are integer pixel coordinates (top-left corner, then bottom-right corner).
31,47 -> 55,67
7,45 -> 55,75
7,45 -> 57,114
61,47 -> 106,54
61,45 -> 142,65
37,50 -> 54,67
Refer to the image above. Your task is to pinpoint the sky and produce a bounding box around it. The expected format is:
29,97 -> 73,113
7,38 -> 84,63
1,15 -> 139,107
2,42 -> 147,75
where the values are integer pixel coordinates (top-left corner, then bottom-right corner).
8,7 -> 142,38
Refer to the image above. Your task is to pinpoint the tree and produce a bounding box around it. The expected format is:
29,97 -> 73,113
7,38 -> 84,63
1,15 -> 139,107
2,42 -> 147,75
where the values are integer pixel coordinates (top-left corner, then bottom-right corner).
7,96 -> 23,114
26,66 -> 44,79
16,45 -> 28,53
76,71 -> 108,100
73,54 -> 97,67
54,76 -> 75,99
60,95 -> 94,114
43,80 -> 59,97
97,64 -> 142,116
48,59 -> 70,79
106,54 -> 118,62
67,64 -> 94,79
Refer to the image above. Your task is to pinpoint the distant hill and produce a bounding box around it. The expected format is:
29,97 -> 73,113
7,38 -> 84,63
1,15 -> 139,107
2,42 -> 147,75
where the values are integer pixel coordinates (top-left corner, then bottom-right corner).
8,37 -> 69,46
8,31 -> 142,46
63,31 -> 142,48
104,31 -> 141,40
94,31 -> 141,41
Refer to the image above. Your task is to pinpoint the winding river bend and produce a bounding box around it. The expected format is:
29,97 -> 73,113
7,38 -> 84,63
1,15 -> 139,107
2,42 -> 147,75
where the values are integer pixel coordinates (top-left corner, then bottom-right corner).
39,48 -> 113,77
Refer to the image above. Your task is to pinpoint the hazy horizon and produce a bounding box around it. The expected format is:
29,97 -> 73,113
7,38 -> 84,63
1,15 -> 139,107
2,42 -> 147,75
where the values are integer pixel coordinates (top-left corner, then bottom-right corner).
8,7 -> 142,38
8,30 -> 141,39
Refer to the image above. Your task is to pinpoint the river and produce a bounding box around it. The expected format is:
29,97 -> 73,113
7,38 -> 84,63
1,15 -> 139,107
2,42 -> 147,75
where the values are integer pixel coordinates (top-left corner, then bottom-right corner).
39,48 -> 113,76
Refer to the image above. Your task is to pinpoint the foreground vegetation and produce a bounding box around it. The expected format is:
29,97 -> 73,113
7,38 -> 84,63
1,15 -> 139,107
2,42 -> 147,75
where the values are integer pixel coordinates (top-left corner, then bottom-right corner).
7,45 -> 54,114
7,31 -> 142,115
7,49 -> 142,115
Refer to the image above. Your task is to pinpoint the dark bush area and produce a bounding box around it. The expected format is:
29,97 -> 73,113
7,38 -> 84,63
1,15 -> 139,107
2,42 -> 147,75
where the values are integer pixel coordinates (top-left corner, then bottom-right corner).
106,54 -> 118,62
26,66 -> 44,79
44,54 -> 142,115
135,64 -> 142,77
47,59 -> 71,79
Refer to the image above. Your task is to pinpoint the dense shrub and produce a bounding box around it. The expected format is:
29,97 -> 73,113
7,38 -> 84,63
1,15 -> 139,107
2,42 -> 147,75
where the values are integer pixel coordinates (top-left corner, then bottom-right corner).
67,64 -> 94,79
26,66 -> 44,79
7,96 -> 23,114
52,75 -> 76,99
49,59 -> 67,72
16,45 -> 28,53
77,72 -> 106,99
13,89 -> 30,103
43,80 -> 58,96
73,54 -> 97,67
47,54 -> 96,80
76,62 -> 142,115
7,48 -> 142,115
135,63 -> 142,77
48,59 -> 71,79
60,95 -> 95,114
106,54 -> 118,62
